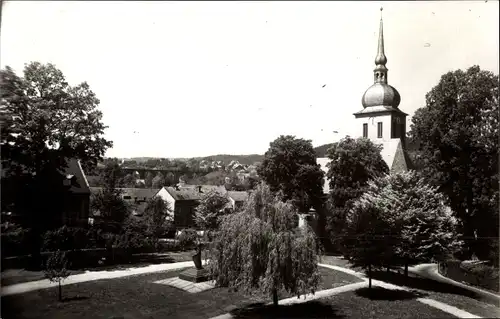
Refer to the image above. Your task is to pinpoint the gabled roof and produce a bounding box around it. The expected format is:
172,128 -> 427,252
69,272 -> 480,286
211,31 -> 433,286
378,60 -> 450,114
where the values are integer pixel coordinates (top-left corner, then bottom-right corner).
165,185 -> 227,201
62,158 -> 91,194
227,191 -> 249,202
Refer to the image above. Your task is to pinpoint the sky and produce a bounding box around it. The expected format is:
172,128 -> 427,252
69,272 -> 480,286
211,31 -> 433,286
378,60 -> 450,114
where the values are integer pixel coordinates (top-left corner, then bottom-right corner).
1,1 -> 499,159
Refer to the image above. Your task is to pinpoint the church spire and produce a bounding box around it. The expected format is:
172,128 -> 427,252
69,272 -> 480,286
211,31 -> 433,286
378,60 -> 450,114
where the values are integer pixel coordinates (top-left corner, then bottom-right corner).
373,7 -> 388,84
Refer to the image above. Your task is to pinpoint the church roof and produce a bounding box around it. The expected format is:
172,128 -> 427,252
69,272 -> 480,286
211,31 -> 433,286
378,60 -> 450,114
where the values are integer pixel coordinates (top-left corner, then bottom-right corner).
353,104 -> 408,116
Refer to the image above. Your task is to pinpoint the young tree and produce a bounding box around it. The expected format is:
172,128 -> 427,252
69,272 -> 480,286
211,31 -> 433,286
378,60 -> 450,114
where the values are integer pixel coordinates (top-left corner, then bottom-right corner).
44,250 -> 70,301
409,66 -> 499,260
90,163 -> 129,231
142,196 -> 173,241
208,183 -> 320,307
194,190 -> 231,236
325,137 -> 389,252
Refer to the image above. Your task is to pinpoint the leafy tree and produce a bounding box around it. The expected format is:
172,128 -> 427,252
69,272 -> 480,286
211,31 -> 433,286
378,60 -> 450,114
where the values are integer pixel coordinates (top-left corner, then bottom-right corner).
0,62 -> 112,262
208,182 -> 320,307
152,172 -> 165,188
90,163 -> 129,231
122,174 -> 136,188
325,136 -> 389,252
144,172 -> 154,188
164,172 -> 176,186
44,250 -> 70,301
408,66 -> 499,260
343,190 -> 395,289
258,136 -> 324,214
194,190 -> 231,236
142,196 -> 173,240
351,171 -> 463,279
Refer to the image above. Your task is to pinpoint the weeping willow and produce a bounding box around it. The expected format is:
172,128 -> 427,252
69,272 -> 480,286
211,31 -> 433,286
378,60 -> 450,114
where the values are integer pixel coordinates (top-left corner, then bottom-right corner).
207,182 -> 320,306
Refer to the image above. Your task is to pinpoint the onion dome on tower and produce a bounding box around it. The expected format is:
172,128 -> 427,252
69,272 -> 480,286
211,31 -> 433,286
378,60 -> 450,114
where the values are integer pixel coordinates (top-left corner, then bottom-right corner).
361,8 -> 401,109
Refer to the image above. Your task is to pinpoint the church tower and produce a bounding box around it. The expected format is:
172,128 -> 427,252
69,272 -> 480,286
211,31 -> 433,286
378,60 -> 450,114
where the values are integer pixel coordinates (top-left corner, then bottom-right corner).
353,8 -> 410,172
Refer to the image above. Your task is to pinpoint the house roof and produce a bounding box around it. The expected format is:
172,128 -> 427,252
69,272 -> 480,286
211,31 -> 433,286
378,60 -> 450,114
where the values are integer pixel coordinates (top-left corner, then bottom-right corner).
62,158 -> 91,194
90,187 -> 160,199
165,185 -> 227,201
228,191 -> 249,202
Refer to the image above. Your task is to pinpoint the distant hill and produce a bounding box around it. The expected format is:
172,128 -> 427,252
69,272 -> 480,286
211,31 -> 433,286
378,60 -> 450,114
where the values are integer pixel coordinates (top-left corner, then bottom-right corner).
197,154 -> 265,166
109,144 -> 333,166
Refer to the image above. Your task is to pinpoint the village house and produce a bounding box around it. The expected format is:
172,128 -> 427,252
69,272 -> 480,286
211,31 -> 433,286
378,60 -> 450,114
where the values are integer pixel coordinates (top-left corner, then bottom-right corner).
155,183 -> 227,229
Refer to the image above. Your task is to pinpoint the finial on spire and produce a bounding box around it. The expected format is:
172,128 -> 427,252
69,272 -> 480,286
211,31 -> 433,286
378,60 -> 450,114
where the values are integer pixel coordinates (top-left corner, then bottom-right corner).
374,8 -> 387,66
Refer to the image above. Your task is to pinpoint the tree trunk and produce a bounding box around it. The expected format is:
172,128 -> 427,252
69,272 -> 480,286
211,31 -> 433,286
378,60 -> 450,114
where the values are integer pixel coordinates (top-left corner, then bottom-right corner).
368,264 -> 372,289
404,262 -> 409,279
272,288 -> 278,307
58,281 -> 62,302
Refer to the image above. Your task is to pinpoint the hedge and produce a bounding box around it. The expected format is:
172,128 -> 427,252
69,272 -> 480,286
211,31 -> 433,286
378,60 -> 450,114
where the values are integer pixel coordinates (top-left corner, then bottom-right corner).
439,259 -> 499,293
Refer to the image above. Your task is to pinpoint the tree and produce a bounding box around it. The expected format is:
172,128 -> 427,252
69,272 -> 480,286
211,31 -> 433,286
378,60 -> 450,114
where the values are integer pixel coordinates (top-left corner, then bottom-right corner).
325,136 -> 389,252
44,250 -> 70,301
1,62 -> 112,262
194,190 -> 231,235
408,66 -> 499,260
122,174 -> 136,188
152,172 -> 165,188
90,163 -> 129,231
258,136 -> 325,214
208,182 -> 320,307
346,171 -> 464,285
144,172 -> 154,188
142,196 -> 173,240
164,172 -> 176,186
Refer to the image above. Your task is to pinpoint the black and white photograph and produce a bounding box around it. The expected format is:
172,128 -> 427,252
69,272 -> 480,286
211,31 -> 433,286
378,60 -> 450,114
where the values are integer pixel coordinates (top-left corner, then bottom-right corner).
0,1 -> 499,318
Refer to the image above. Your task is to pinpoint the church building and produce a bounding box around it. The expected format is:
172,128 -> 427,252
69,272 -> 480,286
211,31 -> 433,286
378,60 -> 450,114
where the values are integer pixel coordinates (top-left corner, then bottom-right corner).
317,9 -> 411,194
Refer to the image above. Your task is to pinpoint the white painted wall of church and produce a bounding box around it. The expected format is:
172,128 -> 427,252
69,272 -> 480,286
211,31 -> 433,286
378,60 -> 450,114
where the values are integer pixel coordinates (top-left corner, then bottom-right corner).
355,113 -> 392,142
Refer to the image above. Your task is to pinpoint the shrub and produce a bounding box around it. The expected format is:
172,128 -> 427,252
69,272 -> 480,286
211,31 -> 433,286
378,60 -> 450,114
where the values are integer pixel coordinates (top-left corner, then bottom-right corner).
175,228 -> 199,251
42,226 -> 90,252
1,223 -> 31,257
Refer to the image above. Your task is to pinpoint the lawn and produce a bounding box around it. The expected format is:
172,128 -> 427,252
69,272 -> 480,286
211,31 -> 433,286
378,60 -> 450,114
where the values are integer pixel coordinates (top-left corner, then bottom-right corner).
1,251 -> 194,286
1,267 -> 362,319
230,287 -> 455,319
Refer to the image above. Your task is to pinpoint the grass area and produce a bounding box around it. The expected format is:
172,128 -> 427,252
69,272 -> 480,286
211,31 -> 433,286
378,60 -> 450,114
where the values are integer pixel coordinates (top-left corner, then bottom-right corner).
1,251 -> 194,286
230,287 -> 454,319
369,270 -> 500,317
1,266 -> 362,319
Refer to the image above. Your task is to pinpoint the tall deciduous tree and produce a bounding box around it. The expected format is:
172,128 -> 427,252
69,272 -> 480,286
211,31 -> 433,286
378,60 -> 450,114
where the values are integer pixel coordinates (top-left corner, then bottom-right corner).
1,62 -> 112,260
408,66 -> 499,260
208,183 -> 320,307
325,137 -> 388,252
258,136 -> 324,214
